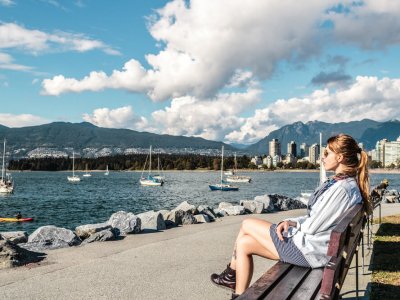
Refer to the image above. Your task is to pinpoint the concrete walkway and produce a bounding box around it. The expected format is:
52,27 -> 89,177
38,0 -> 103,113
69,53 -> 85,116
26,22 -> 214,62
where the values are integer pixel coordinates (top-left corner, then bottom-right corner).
0,203 -> 399,300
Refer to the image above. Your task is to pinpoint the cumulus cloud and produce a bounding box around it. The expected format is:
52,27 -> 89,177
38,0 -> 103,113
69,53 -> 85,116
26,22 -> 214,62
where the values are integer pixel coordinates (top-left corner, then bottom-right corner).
151,88 -> 261,141
227,76 -> 400,143
0,23 -> 120,55
82,106 -> 150,131
0,113 -> 48,127
41,0 -> 329,99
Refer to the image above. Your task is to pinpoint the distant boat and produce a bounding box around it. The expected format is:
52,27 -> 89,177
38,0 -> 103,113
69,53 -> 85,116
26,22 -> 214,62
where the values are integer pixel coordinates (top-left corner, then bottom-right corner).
0,139 -> 14,194
140,145 -> 163,186
83,163 -> 92,177
104,165 -> 109,176
226,153 -> 251,183
152,156 -> 165,183
224,170 -> 234,176
209,146 -> 238,191
67,151 -> 80,182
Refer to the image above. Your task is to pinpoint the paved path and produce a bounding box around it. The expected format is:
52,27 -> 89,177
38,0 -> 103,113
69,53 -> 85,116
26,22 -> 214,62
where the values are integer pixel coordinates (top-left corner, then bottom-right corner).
1,203 -> 399,299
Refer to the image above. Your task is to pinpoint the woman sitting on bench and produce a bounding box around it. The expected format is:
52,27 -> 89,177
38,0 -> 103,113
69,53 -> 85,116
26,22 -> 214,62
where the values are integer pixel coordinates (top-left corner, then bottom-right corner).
210,134 -> 371,299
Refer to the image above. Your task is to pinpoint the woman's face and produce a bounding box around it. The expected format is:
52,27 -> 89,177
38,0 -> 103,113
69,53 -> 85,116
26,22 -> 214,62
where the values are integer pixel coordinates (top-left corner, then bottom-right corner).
322,145 -> 341,172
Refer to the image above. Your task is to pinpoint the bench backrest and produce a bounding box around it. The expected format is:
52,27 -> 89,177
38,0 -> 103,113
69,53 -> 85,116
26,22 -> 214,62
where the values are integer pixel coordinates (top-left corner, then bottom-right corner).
318,203 -> 366,299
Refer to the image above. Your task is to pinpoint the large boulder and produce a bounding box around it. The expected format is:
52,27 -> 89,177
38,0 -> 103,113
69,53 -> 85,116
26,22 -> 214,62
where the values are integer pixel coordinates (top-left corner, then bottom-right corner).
137,211 -> 166,231
240,200 -> 264,214
269,194 -> 307,211
107,211 -> 141,235
221,205 -> 245,216
24,226 -> 81,251
254,195 -> 275,212
197,205 -> 217,221
174,201 -> 198,215
0,231 -> 28,244
194,214 -> 210,223
81,228 -> 116,244
75,223 -> 112,239
0,240 -> 45,269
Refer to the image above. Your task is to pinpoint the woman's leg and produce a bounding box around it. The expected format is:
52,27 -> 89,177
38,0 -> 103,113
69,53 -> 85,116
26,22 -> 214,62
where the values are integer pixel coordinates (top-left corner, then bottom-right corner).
232,218 -> 280,294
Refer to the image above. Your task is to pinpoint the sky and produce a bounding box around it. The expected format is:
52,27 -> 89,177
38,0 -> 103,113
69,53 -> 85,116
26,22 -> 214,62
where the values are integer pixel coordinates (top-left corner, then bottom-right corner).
1,0 -> 400,145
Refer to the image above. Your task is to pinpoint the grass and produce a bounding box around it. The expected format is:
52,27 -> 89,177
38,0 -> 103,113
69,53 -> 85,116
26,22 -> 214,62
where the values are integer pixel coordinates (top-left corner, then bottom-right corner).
370,215 -> 400,300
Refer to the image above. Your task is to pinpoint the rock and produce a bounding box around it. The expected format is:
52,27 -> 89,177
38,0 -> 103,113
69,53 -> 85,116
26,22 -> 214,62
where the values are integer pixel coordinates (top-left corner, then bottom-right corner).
240,200 -> 264,214
194,214 -> 210,223
0,240 -> 45,269
221,205 -> 245,216
23,226 -> 81,251
218,202 -> 234,210
197,205 -> 217,221
181,213 -> 197,225
0,231 -> 28,244
75,223 -> 112,239
254,194 -> 275,212
137,211 -> 166,231
269,194 -> 307,211
81,228 -> 116,244
165,209 -> 185,227
107,211 -> 141,235
174,201 -> 198,215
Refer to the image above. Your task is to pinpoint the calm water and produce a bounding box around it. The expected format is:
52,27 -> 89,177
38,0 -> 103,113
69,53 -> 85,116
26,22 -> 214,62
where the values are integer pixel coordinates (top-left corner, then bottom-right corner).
0,171 -> 398,234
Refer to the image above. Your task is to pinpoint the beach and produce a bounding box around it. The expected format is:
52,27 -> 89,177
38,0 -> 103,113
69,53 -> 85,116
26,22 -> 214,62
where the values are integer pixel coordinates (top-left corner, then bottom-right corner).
1,203 -> 399,299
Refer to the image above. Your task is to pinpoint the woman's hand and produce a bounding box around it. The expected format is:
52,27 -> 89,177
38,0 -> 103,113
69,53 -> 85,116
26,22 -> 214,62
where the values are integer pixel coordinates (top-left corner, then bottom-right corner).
276,221 -> 297,241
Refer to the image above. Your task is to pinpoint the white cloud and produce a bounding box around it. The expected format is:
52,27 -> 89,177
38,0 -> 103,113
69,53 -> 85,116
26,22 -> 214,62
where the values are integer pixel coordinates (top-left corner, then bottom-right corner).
151,88 -> 261,141
0,23 -> 120,55
82,106 -> 150,131
227,76 -> 400,143
0,114 -> 48,127
0,0 -> 14,7
0,52 -> 33,71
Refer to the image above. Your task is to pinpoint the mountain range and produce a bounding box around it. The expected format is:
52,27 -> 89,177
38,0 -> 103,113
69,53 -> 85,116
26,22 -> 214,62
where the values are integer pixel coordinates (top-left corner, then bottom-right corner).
0,119 -> 399,156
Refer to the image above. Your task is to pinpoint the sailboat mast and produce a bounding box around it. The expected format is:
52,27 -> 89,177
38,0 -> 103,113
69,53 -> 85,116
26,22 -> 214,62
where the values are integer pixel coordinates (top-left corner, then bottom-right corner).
220,146 -> 224,184
1,139 -> 5,180
149,145 -> 152,173
72,151 -> 75,176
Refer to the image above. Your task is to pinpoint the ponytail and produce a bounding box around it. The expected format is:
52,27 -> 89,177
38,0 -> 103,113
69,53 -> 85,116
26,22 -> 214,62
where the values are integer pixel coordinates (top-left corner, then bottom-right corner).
357,150 -> 372,215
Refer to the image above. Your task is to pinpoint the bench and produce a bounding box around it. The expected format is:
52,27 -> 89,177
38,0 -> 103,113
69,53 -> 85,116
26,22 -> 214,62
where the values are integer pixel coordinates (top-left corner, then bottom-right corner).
237,203 -> 366,300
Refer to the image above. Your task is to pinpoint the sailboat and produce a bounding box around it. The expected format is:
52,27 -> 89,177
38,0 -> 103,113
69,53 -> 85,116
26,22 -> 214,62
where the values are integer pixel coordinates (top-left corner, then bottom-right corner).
83,163 -> 91,177
104,165 -> 109,176
67,151 -> 80,182
152,156 -> 165,183
0,139 -> 14,194
226,153 -> 251,183
140,145 -> 163,186
209,146 -> 239,191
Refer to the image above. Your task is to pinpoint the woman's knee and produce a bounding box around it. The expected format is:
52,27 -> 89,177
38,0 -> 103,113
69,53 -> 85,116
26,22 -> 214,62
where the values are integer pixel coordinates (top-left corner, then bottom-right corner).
241,218 -> 271,235
236,235 -> 257,255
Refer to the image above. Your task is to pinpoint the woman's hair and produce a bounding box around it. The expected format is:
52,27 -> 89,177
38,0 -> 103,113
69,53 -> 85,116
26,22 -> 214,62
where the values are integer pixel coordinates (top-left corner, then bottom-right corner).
327,134 -> 372,214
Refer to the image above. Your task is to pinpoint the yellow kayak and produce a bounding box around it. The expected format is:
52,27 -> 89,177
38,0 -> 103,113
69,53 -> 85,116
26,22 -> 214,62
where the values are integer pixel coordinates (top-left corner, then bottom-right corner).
0,217 -> 33,222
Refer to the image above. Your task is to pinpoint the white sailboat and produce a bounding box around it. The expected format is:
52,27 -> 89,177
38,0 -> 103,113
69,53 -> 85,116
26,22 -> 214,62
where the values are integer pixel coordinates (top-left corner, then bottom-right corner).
140,145 -> 163,186
0,139 -> 14,194
83,163 -> 91,177
104,165 -> 109,176
67,151 -> 80,182
226,153 -> 251,183
209,146 -> 239,191
152,156 -> 165,183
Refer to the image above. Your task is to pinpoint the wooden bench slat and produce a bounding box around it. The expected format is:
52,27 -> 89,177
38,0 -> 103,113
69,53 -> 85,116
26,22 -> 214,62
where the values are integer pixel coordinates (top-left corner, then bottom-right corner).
263,266 -> 311,300
291,268 -> 324,300
236,262 -> 292,299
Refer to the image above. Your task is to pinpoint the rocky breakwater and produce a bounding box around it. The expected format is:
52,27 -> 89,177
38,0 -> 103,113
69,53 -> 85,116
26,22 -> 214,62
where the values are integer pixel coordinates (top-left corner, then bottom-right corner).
0,194 -> 305,269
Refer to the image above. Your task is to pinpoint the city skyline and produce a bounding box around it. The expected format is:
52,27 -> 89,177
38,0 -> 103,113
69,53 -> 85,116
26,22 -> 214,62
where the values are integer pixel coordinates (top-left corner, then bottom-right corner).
1,1 -> 400,145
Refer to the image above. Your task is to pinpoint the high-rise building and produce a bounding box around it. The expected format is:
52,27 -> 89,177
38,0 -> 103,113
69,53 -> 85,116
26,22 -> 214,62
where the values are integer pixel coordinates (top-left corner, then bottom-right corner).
376,137 -> 400,167
309,143 -> 320,164
287,141 -> 297,157
300,143 -> 309,158
269,139 -> 281,157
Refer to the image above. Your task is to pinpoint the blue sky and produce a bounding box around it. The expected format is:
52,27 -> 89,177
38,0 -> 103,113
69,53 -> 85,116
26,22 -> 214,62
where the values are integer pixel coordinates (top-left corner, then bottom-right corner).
1,0 -> 400,145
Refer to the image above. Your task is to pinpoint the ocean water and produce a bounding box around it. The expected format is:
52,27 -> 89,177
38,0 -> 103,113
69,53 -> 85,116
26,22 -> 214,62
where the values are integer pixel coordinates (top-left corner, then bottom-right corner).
0,171 -> 398,234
